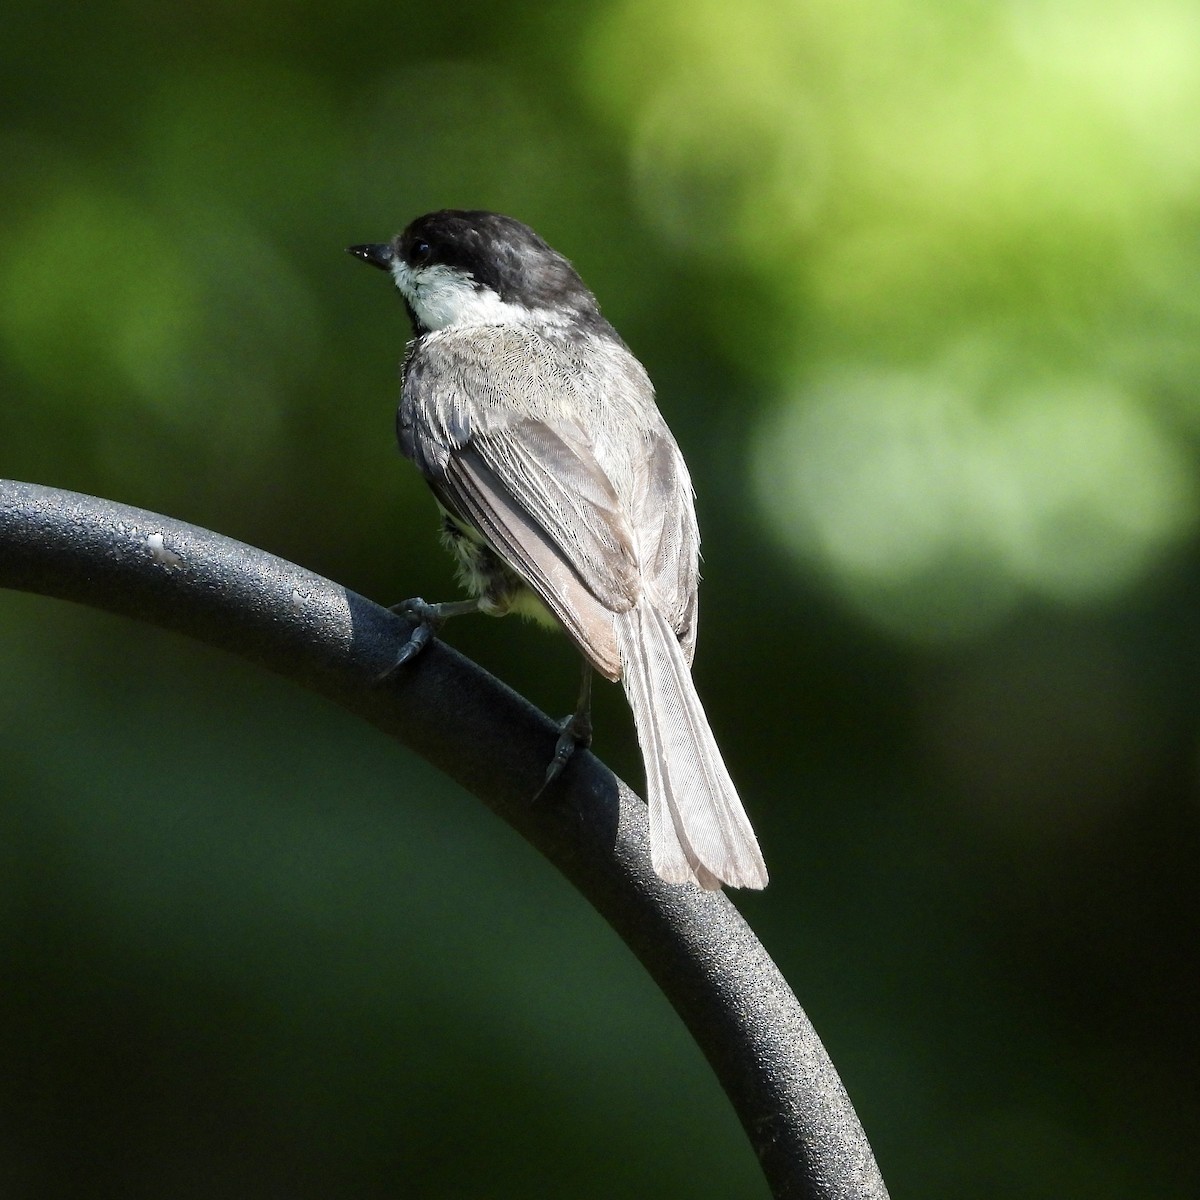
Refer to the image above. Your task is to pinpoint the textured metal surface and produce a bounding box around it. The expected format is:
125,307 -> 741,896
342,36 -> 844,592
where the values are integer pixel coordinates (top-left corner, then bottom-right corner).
0,479 -> 889,1199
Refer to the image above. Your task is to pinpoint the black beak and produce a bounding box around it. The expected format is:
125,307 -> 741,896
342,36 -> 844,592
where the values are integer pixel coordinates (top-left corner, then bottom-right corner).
346,243 -> 394,270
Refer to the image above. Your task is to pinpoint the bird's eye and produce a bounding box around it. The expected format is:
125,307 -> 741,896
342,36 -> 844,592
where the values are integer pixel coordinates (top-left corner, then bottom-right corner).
410,239 -> 433,265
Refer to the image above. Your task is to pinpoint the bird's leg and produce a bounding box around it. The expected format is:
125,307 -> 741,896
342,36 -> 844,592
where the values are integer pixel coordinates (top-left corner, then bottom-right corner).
535,660 -> 593,799
377,596 -> 483,681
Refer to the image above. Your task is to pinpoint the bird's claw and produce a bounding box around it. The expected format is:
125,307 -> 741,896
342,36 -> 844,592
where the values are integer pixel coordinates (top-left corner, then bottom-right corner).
533,710 -> 593,801
376,597 -> 441,682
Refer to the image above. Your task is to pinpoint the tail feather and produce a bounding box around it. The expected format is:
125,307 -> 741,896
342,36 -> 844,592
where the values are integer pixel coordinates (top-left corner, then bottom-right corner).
615,602 -> 768,890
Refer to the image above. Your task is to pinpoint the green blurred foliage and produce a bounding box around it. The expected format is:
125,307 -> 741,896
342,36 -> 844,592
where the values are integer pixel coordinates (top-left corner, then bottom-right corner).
2,0 -> 1199,1196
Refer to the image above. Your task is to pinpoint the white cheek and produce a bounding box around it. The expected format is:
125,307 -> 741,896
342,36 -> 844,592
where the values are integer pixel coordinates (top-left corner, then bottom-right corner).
418,277 -> 516,330
389,262 -> 555,331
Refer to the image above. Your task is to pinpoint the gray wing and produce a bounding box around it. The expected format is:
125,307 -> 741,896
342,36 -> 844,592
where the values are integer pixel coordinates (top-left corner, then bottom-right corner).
442,417 -> 641,679
401,334 -> 655,679
400,327 -> 702,677
630,425 -> 700,663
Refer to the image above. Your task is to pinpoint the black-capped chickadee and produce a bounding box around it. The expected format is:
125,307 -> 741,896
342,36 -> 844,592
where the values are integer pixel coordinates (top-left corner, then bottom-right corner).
349,211 -> 767,890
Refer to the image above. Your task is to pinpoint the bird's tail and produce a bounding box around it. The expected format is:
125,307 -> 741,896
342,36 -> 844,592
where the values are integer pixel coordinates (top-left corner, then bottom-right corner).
614,601 -> 768,890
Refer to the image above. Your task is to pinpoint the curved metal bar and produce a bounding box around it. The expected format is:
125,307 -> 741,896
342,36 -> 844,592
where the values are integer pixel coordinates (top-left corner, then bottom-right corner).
0,479 -> 888,1200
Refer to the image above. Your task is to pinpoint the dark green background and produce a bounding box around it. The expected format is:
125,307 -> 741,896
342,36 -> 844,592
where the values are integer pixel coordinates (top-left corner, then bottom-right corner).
2,1 -> 1198,1195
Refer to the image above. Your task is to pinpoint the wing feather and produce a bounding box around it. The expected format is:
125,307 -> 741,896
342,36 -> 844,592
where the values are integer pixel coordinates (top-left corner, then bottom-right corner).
437,440 -> 626,678
400,325 -> 699,679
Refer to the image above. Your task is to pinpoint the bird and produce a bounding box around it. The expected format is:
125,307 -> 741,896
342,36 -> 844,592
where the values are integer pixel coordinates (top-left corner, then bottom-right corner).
348,210 -> 767,890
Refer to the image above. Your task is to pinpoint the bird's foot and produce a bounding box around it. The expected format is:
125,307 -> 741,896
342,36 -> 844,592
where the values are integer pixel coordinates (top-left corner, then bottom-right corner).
534,708 -> 593,801
377,597 -> 479,682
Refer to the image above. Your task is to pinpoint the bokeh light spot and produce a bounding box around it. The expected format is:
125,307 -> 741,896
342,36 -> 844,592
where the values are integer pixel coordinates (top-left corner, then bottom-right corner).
753,350 -> 1197,642
0,190 -> 199,407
